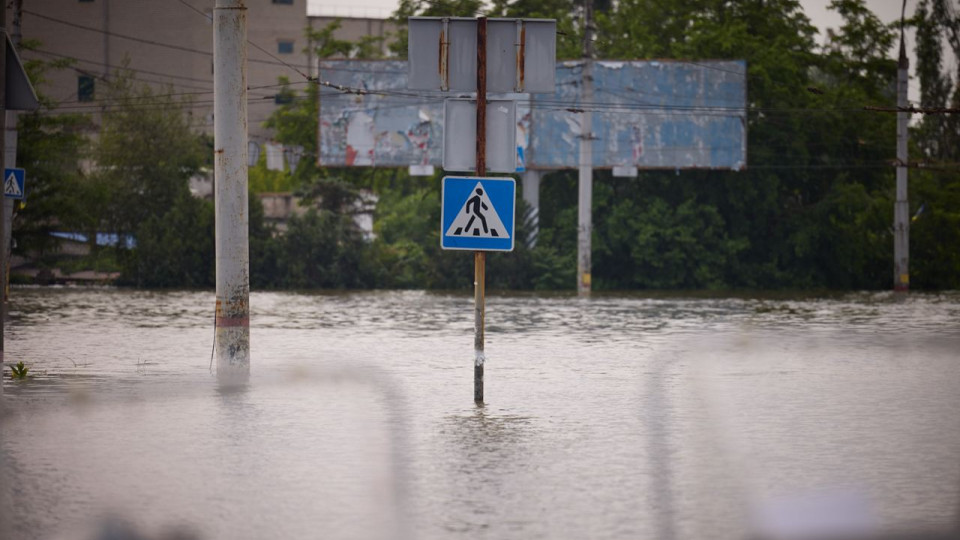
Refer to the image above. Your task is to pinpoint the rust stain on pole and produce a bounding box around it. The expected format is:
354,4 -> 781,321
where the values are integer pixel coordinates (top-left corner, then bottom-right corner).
517,23 -> 526,91
476,17 -> 487,176
214,0 -> 250,382
439,18 -> 449,91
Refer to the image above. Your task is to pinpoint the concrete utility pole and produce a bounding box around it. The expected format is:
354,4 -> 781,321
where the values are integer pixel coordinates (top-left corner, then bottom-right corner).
894,27 -> 909,292
0,0 -> 9,384
3,0 -> 22,305
214,0 -> 251,381
577,0 -> 595,294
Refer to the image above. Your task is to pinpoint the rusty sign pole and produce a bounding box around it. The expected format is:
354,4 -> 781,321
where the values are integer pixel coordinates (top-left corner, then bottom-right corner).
214,0 -> 250,383
474,17 -> 487,405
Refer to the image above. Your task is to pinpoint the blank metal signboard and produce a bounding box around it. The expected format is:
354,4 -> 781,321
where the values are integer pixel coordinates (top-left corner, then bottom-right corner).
443,99 -> 517,173
441,176 -> 516,252
408,17 -> 556,93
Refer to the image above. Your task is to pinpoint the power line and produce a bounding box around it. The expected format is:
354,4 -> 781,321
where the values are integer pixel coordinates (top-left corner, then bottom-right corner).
24,10 -> 216,58
174,0 -> 311,81
864,105 -> 960,115
22,9 -> 316,71
28,48 -> 216,87
50,81 -> 310,107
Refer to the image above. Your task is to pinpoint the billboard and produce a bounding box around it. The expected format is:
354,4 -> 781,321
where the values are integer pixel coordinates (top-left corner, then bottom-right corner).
318,59 -> 747,170
318,61 -> 443,168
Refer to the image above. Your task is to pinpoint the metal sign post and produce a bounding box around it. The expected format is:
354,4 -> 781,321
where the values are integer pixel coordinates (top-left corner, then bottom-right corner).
474,17 -> 487,405
410,16 -> 555,405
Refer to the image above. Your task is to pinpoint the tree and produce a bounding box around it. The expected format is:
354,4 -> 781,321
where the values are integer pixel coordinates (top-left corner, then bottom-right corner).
908,0 -> 960,289
13,48 -> 93,261
94,69 -> 206,250
81,68 -> 210,285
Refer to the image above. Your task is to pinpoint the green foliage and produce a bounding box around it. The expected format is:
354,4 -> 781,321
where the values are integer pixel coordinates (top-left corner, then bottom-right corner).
17,1 -> 960,292
249,154 -> 297,193
9,362 -> 30,380
263,209 -> 376,289
307,19 -> 356,58
94,68 -> 207,275
124,193 -> 215,288
14,52 -> 92,258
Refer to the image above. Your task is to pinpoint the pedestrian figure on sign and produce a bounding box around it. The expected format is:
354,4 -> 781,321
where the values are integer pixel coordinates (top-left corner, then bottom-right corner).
463,188 -> 489,235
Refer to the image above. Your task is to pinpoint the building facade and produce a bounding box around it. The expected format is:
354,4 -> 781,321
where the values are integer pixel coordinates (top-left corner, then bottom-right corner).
15,1 -> 397,139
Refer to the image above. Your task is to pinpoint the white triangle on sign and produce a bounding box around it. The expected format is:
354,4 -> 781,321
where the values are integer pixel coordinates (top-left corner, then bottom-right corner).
445,182 -> 510,239
4,173 -> 21,196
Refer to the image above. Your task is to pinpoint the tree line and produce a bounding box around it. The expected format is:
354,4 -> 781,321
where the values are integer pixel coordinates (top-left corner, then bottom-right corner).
14,0 -> 960,290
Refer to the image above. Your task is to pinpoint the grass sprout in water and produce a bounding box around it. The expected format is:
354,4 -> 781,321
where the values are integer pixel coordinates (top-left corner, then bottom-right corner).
9,361 -> 29,380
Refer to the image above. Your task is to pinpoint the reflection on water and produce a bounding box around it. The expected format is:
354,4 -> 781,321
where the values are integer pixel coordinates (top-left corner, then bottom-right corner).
1,287 -> 960,539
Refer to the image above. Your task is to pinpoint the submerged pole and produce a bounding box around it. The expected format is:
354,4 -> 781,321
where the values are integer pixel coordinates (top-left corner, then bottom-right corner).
577,0 -> 594,295
0,0 -> 7,391
474,17 -> 488,405
893,33 -> 909,292
2,0 -> 21,308
214,0 -> 250,382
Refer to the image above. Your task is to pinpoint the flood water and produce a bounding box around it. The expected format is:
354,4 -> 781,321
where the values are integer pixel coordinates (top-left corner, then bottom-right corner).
1,287 -> 959,540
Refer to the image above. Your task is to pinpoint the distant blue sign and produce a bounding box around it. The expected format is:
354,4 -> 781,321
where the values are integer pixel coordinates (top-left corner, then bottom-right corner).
441,176 -> 516,252
4,168 -> 25,199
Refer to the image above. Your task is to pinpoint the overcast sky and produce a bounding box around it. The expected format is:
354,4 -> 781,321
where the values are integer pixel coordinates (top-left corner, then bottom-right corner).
307,0 -> 933,99
308,0 -> 913,41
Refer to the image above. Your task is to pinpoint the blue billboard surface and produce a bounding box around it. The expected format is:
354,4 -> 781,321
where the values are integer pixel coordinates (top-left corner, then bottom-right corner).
525,60 -> 747,170
319,60 -> 746,171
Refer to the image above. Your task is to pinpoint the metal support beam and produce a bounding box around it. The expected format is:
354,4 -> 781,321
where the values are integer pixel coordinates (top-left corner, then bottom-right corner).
214,0 -> 250,382
521,169 -> 540,247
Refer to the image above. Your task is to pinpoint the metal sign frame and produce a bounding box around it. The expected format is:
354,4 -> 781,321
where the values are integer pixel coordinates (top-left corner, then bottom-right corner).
408,17 -> 556,93
443,99 -> 517,173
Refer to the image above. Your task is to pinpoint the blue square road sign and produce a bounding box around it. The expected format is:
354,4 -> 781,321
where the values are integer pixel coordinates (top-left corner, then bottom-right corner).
441,176 -> 516,252
4,168 -> 25,200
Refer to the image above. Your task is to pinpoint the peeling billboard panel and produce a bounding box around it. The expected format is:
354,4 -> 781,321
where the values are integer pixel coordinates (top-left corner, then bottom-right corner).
526,60 -> 747,170
318,61 -> 444,168
319,59 -> 747,170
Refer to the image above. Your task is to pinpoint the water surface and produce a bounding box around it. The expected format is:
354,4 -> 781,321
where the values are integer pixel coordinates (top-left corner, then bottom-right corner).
2,288 -> 959,539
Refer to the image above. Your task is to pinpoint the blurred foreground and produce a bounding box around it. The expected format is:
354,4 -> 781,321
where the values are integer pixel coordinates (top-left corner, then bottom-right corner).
2,288 -> 959,539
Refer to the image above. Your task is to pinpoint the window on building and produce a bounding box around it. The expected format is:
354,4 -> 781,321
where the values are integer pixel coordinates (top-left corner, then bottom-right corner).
78,76 -> 95,102
272,0 -> 293,4
274,93 -> 293,105
277,40 -> 294,54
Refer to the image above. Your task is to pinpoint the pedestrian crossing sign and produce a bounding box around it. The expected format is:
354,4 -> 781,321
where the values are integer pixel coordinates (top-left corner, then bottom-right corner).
3,168 -> 25,200
441,176 -> 516,251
